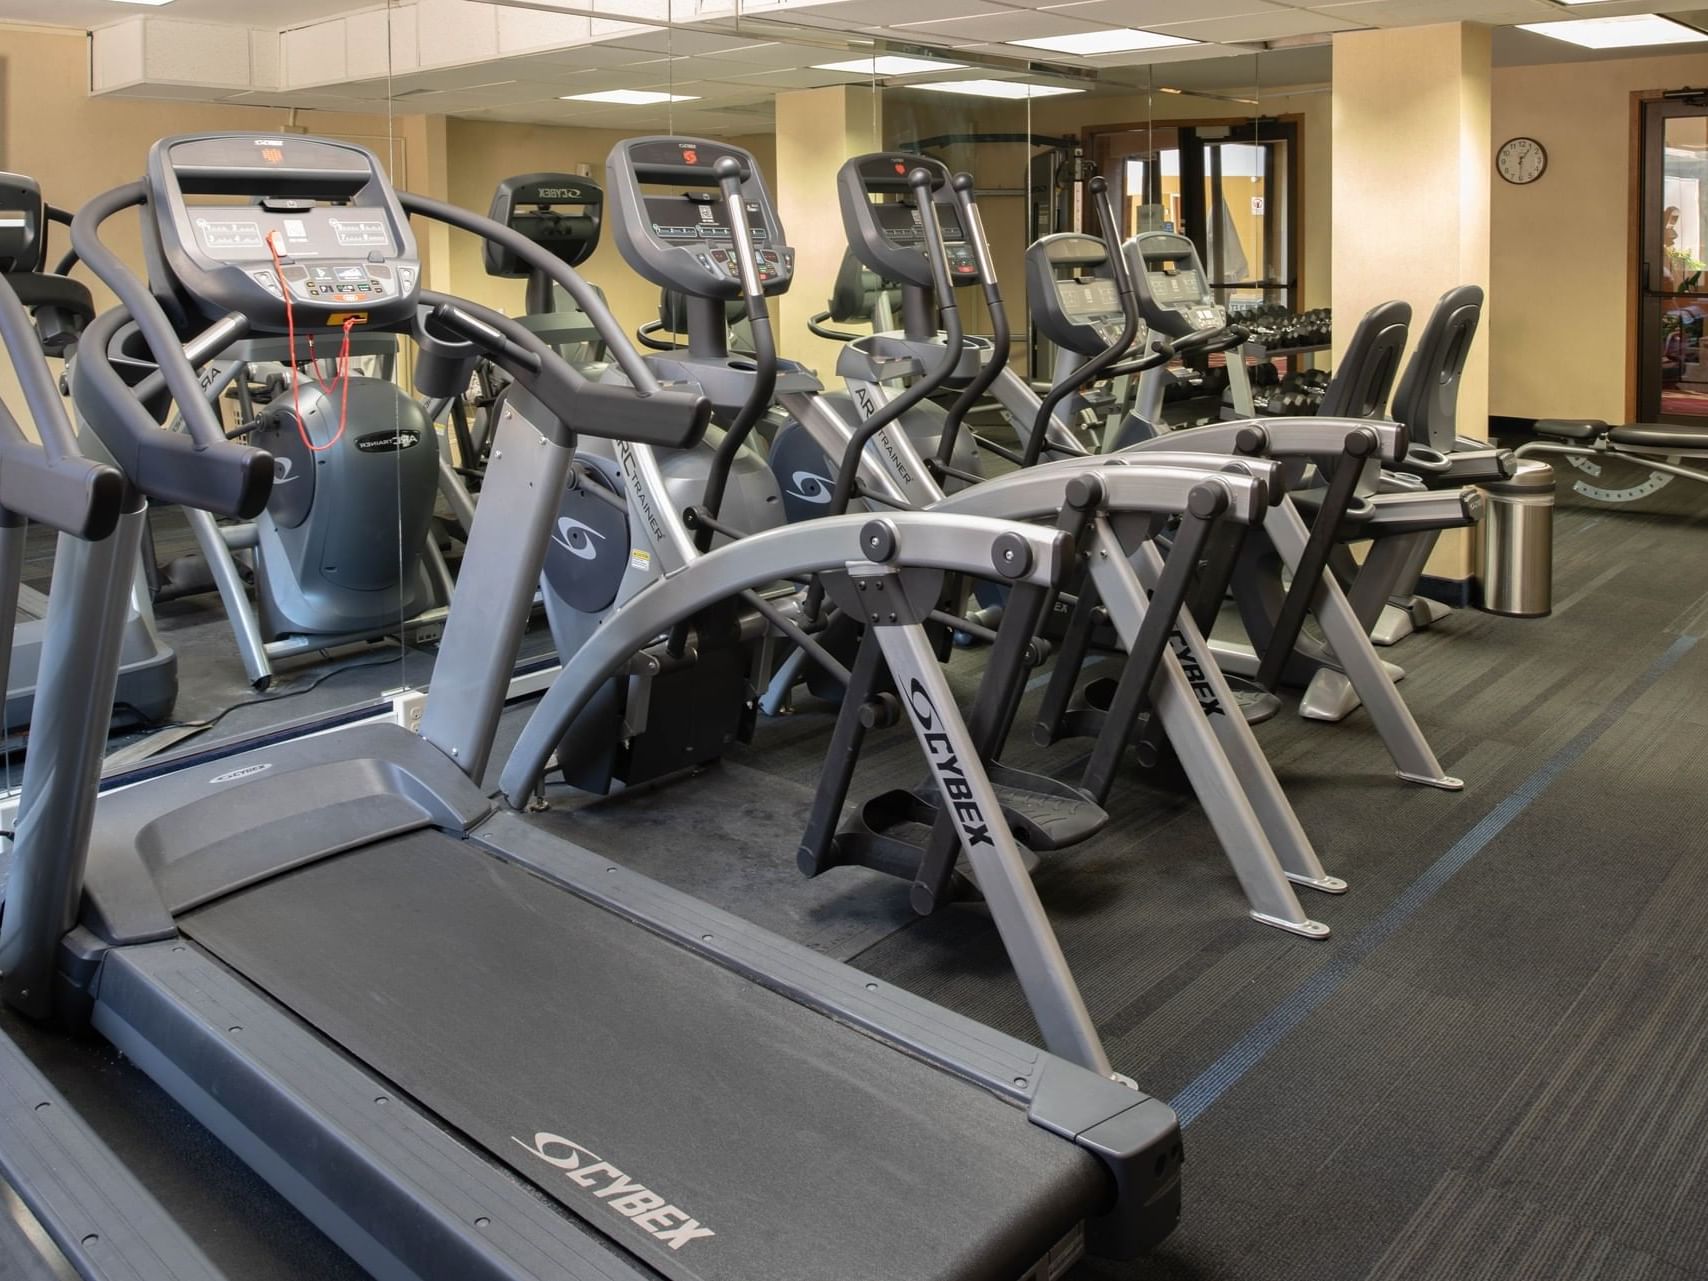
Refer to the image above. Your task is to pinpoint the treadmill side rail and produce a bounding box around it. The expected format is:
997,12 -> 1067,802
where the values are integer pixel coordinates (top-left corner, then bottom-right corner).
0,1025 -> 230,1281
93,943 -> 660,1281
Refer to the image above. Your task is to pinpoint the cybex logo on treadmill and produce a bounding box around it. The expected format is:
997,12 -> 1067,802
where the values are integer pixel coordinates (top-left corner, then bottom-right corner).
273,457 -> 298,484
552,515 -> 607,560
1170,630 -> 1224,717
903,676 -> 994,849
209,762 -> 272,784
534,187 -> 585,200
785,469 -> 833,504
512,1133 -> 715,1251
354,428 -> 423,454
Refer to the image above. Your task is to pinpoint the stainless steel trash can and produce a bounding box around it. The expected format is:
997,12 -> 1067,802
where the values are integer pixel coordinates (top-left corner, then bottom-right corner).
1480,459 -> 1554,617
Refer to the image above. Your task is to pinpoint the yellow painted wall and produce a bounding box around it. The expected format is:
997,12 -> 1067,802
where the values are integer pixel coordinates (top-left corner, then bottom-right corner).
771,85 -> 882,377
1490,50 -> 1708,422
1333,22 -> 1491,579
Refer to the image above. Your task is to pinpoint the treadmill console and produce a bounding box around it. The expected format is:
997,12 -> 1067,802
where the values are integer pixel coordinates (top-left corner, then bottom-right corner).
485,172 -> 603,274
1025,233 -> 1134,356
144,134 -> 420,332
1124,231 -> 1223,338
837,153 -> 979,291
606,137 -> 793,302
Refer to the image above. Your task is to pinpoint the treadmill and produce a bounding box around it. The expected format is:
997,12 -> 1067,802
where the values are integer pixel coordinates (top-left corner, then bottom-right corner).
0,172 -> 176,733
0,133 -> 1181,1281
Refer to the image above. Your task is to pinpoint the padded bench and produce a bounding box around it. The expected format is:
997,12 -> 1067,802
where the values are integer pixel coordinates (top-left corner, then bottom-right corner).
1536,419 -> 1708,451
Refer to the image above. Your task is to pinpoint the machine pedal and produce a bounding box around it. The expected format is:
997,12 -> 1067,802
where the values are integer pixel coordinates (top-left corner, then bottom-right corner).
912,762 -> 1109,852
1082,673 -> 1280,727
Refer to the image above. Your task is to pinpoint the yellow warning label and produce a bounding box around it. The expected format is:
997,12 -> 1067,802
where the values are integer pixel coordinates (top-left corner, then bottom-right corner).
327,312 -> 369,326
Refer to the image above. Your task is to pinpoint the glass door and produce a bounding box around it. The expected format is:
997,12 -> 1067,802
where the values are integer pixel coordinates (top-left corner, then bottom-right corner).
1201,131 -> 1292,311
1639,98 -> 1708,422
1089,120 -> 1297,311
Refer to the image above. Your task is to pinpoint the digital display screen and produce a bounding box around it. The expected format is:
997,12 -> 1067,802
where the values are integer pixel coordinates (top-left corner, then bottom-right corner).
189,204 -> 399,261
644,194 -> 767,245
871,201 -> 968,247
1148,268 -> 1205,305
1058,278 -> 1120,320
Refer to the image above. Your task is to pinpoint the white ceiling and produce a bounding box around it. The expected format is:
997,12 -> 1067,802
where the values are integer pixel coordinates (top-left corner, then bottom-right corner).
8,0 -> 1708,132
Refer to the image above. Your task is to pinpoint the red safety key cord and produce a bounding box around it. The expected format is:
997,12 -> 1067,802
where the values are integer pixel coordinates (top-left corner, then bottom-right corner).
267,231 -> 358,453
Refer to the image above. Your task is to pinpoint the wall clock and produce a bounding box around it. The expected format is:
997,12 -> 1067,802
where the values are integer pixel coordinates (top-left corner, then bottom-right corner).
1497,137 -> 1547,185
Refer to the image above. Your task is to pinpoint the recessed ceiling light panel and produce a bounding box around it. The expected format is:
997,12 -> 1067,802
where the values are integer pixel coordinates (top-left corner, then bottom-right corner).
107,0 -> 175,6
560,90 -> 701,104
912,79 -> 1084,99
1516,14 -> 1708,48
813,56 -> 967,75
1009,28 -> 1198,56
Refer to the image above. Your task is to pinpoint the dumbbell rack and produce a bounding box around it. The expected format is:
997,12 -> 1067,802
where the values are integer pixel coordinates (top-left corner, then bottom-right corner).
1240,337 -> 1331,374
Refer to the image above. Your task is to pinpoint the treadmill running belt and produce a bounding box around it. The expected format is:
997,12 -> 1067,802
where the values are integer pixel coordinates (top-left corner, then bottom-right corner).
182,830 -> 1104,1281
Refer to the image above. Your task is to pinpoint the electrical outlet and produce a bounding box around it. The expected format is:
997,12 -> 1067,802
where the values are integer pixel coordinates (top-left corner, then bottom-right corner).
392,688 -> 428,735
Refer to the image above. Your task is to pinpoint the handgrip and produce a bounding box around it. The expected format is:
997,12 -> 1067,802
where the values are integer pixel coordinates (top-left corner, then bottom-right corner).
910,168 -> 957,303
72,308 -> 274,520
573,380 -> 712,451
935,170 -> 1009,470
1024,173 -> 1139,468
0,401 -> 124,541
70,183 -> 234,455
421,294 -> 711,451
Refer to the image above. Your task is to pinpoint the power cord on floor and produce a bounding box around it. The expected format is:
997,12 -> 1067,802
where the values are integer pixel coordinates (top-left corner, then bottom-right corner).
158,650 -> 420,740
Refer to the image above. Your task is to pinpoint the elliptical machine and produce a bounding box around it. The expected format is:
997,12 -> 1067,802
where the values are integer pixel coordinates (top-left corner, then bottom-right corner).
543,137 -> 793,793
141,213 -> 450,688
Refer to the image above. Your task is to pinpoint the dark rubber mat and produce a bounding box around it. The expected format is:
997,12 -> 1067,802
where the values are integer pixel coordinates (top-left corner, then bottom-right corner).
183,829 -> 1103,1281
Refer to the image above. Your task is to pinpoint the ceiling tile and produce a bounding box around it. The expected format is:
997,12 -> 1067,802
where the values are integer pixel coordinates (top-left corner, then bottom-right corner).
692,41 -> 824,65
890,8 -> 1110,40
791,0 -> 1014,24
718,64 -> 867,87
519,43 -> 681,68
1150,8 -> 1363,39
1040,0 -> 1283,17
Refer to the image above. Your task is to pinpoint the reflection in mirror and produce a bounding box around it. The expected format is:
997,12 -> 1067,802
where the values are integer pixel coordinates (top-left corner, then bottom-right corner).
0,2 -> 1349,785
0,4 -> 473,786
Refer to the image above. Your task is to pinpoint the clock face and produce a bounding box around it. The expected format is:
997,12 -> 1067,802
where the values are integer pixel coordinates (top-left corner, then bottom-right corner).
1498,137 -> 1547,185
